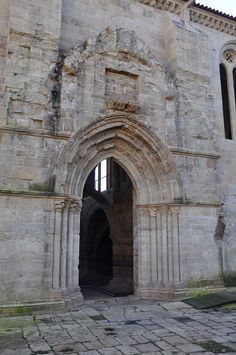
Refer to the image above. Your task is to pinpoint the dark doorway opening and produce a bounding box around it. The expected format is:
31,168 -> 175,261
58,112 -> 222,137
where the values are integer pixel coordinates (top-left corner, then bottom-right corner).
79,158 -> 133,298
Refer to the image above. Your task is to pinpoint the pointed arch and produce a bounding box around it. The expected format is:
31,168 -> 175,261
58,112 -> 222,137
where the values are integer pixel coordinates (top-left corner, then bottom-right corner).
55,113 -> 183,205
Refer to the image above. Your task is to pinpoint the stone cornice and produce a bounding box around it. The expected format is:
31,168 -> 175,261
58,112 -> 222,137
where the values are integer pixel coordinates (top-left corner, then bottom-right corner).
0,126 -> 69,141
0,190 -> 68,199
170,146 -> 221,159
190,9 -> 236,36
136,0 -> 236,36
0,191 -> 221,208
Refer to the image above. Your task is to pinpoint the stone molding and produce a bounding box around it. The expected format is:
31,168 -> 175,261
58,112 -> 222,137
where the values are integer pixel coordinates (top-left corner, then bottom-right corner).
136,0 -> 236,36
0,126 -> 221,160
53,197 -> 82,291
190,9 -> 236,36
55,113 -> 183,204
137,201 -> 221,208
107,99 -> 140,114
137,202 -> 181,287
0,126 -> 69,140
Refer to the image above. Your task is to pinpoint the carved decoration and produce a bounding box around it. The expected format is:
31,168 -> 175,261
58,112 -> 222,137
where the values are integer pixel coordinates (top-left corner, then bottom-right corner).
54,200 -> 65,212
223,49 -> 236,64
107,99 -> 140,114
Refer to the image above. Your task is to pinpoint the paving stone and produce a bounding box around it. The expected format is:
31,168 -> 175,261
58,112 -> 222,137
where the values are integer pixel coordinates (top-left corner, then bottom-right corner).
84,340 -> 104,350
134,342 -> 161,353
131,334 -> 149,344
116,345 -> 140,354
99,336 -> 120,347
162,351 -> 187,355
143,332 -> 161,342
1,299 -> 236,355
164,335 -> 191,345
80,351 -> 101,355
176,343 -> 206,353
116,336 -> 137,346
98,347 -> 122,355
29,340 -> 51,353
1,349 -> 33,355
53,342 -> 87,353
154,340 -> 174,350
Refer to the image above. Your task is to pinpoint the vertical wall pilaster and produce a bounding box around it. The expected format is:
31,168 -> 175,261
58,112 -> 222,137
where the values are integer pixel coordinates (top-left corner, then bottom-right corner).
72,199 -> 82,288
67,200 -> 74,288
53,197 -> 82,292
149,207 -> 158,286
137,206 -> 151,288
53,200 -> 65,289
161,206 -> 169,283
137,204 -> 181,295
169,207 -> 181,282
60,203 -> 69,289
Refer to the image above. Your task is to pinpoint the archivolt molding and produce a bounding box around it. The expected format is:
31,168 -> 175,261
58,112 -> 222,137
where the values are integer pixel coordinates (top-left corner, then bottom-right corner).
63,26 -> 162,74
55,114 -> 183,205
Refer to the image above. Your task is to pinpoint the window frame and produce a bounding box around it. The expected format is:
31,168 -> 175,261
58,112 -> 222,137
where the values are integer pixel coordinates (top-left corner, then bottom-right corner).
220,45 -> 236,140
94,158 -> 112,192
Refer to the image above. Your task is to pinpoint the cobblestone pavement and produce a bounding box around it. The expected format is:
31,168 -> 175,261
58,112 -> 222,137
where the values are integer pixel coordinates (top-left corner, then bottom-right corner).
1,296 -> 236,355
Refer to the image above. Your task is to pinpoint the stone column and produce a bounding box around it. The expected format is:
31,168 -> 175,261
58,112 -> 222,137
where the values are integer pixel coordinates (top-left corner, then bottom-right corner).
169,207 -> 181,283
60,202 -> 69,289
72,199 -> 82,288
67,200 -> 74,288
53,200 -> 65,289
137,206 -> 151,289
148,207 -> 159,286
161,206 -> 169,283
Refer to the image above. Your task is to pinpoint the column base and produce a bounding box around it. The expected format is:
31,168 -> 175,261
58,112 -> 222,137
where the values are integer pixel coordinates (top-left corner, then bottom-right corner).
101,277 -> 133,297
60,287 -> 84,308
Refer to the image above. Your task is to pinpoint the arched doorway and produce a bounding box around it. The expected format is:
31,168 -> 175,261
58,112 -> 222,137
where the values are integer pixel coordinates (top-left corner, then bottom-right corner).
79,158 -> 134,296
54,114 -> 183,300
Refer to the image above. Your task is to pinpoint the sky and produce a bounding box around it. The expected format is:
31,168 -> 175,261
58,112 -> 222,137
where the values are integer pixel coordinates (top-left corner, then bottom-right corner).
196,0 -> 236,16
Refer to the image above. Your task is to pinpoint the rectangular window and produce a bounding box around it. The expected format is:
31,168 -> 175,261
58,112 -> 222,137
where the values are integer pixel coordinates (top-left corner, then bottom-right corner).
94,159 -> 112,192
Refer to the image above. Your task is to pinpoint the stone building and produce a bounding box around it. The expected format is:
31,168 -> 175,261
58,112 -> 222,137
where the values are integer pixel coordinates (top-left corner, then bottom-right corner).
1,0 -> 236,308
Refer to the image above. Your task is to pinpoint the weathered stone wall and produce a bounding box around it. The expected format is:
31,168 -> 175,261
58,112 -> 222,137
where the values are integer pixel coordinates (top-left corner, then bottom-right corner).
0,195 -> 57,303
0,130 -> 65,192
0,0 -> 236,304
3,0 -> 62,131
180,206 -> 221,287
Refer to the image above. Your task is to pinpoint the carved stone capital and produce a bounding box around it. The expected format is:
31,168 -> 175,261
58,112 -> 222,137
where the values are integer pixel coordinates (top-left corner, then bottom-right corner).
168,206 -> 180,215
148,207 -> 160,217
70,198 -> 82,213
54,200 -> 65,212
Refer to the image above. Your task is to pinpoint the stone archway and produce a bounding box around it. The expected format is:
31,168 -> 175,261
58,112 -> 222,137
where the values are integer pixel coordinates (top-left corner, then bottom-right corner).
53,113 -> 183,299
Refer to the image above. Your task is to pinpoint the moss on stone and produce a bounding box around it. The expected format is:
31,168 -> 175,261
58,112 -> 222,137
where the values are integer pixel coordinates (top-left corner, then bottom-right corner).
188,277 -> 221,289
0,317 -> 34,335
188,288 -> 215,298
0,305 -> 33,317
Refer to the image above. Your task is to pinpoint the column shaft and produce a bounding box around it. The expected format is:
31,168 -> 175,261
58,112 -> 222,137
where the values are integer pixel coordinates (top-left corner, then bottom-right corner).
60,205 -> 68,288
53,201 -> 64,289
